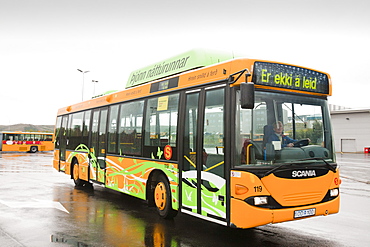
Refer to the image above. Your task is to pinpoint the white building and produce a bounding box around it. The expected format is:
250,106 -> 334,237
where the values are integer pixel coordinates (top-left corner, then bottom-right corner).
330,108 -> 370,153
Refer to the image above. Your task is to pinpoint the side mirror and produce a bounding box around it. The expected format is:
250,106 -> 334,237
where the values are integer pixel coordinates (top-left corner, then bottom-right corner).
240,82 -> 255,109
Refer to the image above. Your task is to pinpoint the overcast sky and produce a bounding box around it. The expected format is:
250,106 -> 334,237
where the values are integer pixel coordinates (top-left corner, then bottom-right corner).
1,0 -> 369,125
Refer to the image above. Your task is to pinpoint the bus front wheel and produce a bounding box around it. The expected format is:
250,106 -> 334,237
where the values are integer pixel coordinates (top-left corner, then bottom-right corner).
154,173 -> 177,219
29,146 -> 38,153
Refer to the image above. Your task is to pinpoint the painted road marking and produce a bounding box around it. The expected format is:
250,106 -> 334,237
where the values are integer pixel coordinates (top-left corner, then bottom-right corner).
0,199 -> 69,213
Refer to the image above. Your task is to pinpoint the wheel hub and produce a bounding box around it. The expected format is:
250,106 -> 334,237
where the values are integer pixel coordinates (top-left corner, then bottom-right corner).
154,182 -> 166,210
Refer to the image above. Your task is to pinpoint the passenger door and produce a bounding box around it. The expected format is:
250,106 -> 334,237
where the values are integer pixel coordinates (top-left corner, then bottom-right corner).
181,87 -> 227,224
90,108 -> 108,183
59,115 -> 69,171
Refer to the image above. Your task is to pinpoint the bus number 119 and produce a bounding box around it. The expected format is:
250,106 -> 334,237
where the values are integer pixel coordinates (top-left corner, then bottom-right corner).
254,186 -> 263,192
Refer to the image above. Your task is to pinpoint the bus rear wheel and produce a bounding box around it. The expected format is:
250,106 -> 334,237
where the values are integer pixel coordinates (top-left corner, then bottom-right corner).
154,174 -> 177,219
72,160 -> 84,187
29,146 -> 38,153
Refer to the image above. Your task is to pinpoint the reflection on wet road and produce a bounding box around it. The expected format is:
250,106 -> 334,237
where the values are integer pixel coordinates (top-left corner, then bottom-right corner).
0,152 -> 369,246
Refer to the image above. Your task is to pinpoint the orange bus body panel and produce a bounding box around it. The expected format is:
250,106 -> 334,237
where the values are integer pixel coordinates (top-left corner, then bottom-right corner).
53,149 -> 60,170
230,170 -> 340,228
261,174 -> 333,206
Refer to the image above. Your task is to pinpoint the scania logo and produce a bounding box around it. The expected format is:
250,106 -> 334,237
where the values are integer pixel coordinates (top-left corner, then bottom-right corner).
292,170 -> 316,178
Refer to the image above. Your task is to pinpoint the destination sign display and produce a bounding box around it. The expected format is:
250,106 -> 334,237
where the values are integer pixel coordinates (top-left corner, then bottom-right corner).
252,62 -> 329,94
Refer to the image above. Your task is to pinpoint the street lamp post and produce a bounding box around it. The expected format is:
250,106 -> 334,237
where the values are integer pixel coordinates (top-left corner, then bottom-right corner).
92,80 -> 98,97
77,69 -> 89,101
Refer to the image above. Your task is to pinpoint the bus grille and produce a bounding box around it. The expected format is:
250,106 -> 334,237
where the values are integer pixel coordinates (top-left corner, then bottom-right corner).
282,192 -> 323,205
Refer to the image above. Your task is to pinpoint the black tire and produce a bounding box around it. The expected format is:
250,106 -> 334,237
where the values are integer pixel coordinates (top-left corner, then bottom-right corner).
72,160 -> 84,187
29,146 -> 38,153
154,174 -> 177,219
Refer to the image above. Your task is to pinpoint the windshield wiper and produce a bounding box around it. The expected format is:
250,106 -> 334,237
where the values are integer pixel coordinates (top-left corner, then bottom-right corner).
296,157 -> 337,173
263,163 -> 293,177
263,158 -> 336,177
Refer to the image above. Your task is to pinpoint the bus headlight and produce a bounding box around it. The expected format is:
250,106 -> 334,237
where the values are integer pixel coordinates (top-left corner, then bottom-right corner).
254,196 -> 268,205
330,188 -> 339,197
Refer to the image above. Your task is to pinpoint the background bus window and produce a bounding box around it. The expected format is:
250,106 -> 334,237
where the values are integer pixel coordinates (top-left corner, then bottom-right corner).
118,100 -> 144,156
45,135 -> 53,141
25,134 -> 34,141
4,134 -> 14,141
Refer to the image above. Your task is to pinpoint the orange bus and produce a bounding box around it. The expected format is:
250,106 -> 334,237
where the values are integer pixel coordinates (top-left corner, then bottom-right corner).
53,49 -> 340,228
0,131 -> 54,153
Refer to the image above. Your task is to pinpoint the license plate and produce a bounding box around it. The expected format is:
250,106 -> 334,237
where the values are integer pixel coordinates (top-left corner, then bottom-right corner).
294,208 -> 316,218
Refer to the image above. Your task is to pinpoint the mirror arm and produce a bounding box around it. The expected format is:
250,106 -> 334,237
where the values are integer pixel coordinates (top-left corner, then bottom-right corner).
228,69 -> 251,84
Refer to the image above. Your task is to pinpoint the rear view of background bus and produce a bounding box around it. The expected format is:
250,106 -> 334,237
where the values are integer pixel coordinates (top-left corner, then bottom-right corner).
0,131 -> 54,153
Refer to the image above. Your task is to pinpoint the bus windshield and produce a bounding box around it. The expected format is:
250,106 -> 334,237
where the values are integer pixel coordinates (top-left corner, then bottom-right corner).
235,90 -> 334,167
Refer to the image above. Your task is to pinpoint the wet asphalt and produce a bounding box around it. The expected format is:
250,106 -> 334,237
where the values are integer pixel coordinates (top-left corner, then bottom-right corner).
0,152 -> 369,247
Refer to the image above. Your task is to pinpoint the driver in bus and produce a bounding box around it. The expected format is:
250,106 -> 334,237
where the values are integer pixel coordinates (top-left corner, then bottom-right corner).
268,121 -> 297,148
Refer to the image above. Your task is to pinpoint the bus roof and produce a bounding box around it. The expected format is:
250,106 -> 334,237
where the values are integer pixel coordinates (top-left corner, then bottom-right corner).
58,56 -> 331,116
125,49 -> 236,89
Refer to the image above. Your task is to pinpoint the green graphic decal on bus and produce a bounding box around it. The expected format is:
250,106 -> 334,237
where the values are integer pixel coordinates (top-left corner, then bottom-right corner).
182,170 -> 226,218
67,144 -> 180,210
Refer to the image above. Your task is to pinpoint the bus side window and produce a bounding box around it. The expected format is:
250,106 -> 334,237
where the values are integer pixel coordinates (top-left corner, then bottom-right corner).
203,88 -> 225,177
144,94 -> 179,160
5,134 -> 12,141
118,100 -> 144,156
107,104 -> 119,154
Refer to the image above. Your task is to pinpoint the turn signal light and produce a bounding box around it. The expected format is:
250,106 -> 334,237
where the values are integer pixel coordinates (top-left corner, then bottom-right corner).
235,184 -> 249,195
